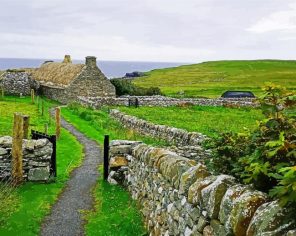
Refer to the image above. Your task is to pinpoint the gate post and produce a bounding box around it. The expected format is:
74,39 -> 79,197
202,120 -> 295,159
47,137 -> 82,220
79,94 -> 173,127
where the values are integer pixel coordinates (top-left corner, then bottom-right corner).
103,135 -> 109,180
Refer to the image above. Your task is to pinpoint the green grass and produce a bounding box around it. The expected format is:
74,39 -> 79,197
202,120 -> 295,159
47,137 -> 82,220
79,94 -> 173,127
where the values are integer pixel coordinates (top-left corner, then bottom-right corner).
85,168 -> 146,236
133,60 -> 296,98
62,104 -> 167,146
119,106 -> 264,137
0,97 -> 83,236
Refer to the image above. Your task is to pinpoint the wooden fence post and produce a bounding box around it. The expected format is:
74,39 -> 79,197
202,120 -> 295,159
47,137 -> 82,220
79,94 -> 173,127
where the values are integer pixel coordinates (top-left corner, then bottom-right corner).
41,100 -> 45,116
22,115 -> 30,139
55,107 -> 61,139
104,135 -> 109,180
12,113 -> 24,185
31,89 -> 35,104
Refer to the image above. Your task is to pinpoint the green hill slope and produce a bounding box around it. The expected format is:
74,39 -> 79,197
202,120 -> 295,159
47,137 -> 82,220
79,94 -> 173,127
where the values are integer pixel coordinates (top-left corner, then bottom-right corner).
133,60 -> 296,98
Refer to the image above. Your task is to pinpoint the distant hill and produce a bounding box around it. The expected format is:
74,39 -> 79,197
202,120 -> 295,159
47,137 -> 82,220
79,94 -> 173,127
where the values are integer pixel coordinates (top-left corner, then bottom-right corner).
133,60 -> 296,98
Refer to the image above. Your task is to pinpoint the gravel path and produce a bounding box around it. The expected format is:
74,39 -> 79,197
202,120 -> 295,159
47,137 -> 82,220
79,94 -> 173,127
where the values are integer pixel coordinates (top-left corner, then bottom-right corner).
40,114 -> 101,236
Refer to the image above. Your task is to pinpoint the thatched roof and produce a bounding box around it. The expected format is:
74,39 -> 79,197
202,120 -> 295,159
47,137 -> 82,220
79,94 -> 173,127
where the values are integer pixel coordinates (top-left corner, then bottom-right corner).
31,62 -> 85,88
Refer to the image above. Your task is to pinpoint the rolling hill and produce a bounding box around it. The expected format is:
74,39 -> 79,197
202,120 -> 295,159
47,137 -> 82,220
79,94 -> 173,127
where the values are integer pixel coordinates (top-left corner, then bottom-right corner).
133,60 -> 296,98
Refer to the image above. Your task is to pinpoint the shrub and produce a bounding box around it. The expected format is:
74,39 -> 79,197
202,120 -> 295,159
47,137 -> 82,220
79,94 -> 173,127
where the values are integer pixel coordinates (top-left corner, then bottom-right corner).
208,84 -> 296,206
110,79 -> 162,96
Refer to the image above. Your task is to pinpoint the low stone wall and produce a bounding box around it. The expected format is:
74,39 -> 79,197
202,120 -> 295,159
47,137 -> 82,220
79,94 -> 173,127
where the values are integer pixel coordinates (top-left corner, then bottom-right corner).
40,85 -> 67,104
0,71 -> 39,96
78,95 -> 258,108
110,109 -> 210,162
0,136 -> 53,181
108,140 -> 296,236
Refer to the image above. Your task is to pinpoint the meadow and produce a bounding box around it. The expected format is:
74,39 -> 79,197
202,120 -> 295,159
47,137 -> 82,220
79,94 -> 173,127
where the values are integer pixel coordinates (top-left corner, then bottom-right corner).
119,105 -> 264,137
133,60 -> 296,98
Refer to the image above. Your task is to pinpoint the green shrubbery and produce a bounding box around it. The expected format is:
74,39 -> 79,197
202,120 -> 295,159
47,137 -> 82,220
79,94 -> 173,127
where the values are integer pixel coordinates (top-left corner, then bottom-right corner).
207,84 -> 296,206
110,79 -> 162,96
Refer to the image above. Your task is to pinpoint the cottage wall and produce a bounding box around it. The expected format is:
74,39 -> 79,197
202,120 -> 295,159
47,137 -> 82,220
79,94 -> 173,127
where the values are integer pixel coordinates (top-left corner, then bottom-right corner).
40,85 -> 67,104
66,67 -> 116,102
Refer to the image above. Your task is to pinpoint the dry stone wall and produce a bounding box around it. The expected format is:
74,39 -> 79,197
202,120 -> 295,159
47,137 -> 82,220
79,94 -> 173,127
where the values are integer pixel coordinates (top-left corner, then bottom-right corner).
110,109 -> 210,162
108,140 -> 296,236
78,95 -> 258,108
0,71 -> 39,96
0,136 -> 53,181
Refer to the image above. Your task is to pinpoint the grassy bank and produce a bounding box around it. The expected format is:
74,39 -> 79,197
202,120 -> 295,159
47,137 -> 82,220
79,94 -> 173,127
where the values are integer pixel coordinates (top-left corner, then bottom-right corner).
61,105 -> 148,235
0,97 -> 83,236
133,60 -> 296,98
119,105 -> 264,137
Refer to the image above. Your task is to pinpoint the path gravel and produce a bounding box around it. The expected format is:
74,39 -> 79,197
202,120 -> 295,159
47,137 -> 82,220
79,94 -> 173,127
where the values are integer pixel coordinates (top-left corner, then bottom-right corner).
40,114 -> 101,236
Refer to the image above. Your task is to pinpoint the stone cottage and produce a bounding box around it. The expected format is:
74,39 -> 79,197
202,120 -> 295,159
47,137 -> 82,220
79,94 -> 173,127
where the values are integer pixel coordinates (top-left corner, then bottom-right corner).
32,55 -> 116,104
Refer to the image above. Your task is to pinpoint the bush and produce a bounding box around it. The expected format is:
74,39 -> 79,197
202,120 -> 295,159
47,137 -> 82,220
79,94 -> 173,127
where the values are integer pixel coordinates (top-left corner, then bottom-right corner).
208,84 -> 296,206
110,79 -> 162,96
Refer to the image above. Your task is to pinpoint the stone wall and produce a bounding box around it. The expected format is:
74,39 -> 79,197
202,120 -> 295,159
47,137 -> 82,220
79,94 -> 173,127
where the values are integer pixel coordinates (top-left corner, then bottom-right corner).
108,140 -> 296,236
78,95 -> 258,108
0,136 -> 53,181
40,85 -> 67,104
0,71 -> 39,96
110,109 -> 210,162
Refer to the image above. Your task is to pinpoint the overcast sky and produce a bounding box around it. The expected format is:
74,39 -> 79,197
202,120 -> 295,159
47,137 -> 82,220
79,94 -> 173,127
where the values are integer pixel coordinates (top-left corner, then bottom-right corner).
0,0 -> 296,62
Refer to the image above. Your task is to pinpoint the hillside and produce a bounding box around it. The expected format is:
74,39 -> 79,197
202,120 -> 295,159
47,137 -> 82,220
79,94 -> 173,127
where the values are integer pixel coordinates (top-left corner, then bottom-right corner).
133,60 -> 296,98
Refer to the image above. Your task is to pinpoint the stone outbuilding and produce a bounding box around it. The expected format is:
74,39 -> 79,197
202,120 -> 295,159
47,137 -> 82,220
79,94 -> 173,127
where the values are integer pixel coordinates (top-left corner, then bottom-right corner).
32,55 -> 116,104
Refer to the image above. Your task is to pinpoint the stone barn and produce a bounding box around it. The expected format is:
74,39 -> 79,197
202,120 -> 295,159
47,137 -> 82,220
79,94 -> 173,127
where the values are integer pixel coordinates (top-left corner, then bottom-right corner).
31,55 -> 116,104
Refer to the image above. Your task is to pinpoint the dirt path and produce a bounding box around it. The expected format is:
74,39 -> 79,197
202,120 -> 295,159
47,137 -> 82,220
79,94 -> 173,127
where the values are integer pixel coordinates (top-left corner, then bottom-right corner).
40,114 -> 101,236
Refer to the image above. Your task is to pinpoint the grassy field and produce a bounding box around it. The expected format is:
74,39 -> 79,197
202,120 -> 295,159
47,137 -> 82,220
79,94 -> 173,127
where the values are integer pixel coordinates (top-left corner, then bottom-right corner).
119,106 -> 264,137
0,97 -> 83,236
133,60 -> 296,98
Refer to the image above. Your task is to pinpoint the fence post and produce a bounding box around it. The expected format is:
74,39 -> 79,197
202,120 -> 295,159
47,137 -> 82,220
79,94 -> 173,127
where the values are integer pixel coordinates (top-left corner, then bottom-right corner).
31,89 -> 35,104
12,113 -> 24,185
104,135 -> 109,181
55,107 -> 61,139
0,86 -> 4,100
22,115 -> 30,139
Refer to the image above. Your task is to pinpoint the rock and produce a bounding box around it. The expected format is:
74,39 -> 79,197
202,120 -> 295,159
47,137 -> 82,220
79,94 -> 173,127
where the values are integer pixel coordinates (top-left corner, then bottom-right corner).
34,145 -> 52,157
28,167 -> 50,181
201,175 -> 236,219
110,145 -> 132,155
196,216 -> 209,232
23,140 -> 35,151
109,155 -> 128,168
287,230 -> 296,236
184,226 -> 193,236
0,147 -> 7,156
188,175 -> 217,205
203,225 -> 214,236
219,184 -> 250,224
226,190 -> 268,236
179,164 -> 210,194
0,136 -> 12,148
34,138 -> 49,148
246,200 -> 296,236
210,219 -> 228,236
110,140 -> 142,147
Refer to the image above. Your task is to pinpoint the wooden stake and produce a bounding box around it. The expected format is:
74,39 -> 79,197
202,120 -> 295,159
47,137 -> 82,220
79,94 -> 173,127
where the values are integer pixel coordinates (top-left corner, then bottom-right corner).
12,113 -> 24,185
22,115 -> 30,139
31,89 -> 35,104
44,123 -> 48,134
55,107 -> 61,139
41,100 -> 44,116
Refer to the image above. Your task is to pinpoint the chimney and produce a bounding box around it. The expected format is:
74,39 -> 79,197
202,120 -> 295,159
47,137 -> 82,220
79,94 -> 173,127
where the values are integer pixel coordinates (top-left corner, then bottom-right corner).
63,55 -> 72,63
85,56 -> 97,68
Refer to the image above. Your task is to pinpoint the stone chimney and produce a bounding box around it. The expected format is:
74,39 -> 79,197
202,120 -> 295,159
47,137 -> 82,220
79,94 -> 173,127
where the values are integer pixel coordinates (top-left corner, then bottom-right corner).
85,56 -> 97,68
63,55 -> 72,63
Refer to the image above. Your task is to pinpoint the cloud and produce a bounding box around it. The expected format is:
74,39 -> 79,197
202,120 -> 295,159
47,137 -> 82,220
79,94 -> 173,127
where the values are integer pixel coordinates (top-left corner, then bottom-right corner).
247,3 -> 296,33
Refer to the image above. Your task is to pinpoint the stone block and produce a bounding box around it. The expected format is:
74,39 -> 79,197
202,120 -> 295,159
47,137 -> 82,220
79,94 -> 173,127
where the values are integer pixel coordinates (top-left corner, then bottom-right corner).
0,147 -> 7,156
246,200 -> 296,236
219,184 -> 250,224
201,175 -> 236,219
196,216 -> 209,232
179,164 -> 210,195
188,175 -> 217,205
109,155 -> 128,168
110,145 -> 132,155
226,190 -> 268,236
203,225 -> 214,236
28,167 -> 50,181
